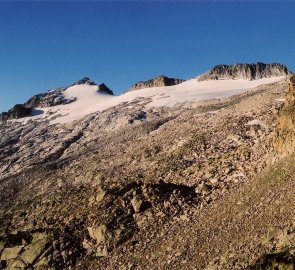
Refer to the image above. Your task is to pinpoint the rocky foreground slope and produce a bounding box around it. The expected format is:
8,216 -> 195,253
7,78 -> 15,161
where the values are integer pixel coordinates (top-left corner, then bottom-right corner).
0,69 -> 295,269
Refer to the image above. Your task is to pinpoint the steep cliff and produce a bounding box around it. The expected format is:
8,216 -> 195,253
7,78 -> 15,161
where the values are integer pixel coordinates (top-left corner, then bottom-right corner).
273,75 -> 295,155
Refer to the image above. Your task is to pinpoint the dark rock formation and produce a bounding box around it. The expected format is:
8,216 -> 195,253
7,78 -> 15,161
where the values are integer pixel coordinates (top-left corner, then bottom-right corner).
24,87 -> 74,109
0,104 -> 31,121
273,75 -> 295,155
97,83 -> 114,95
73,77 -> 96,86
126,75 -> 185,92
197,62 -> 291,81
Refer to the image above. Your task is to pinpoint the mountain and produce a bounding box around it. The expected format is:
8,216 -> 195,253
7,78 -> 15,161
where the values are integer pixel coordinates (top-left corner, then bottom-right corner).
197,62 -> 291,81
0,64 -> 295,270
0,78 -> 113,122
0,65 -> 286,123
125,75 -> 185,92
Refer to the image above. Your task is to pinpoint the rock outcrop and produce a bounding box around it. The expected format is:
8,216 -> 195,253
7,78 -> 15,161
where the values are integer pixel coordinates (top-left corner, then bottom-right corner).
73,77 -> 96,86
197,62 -> 291,81
0,104 -> 31,121
97,83 -> 114,95
126,75 -> 185,92
273,75 -> 295,155
24,87 -> 75,109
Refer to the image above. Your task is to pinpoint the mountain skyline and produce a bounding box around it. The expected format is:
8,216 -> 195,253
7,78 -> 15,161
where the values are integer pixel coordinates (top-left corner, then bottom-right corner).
0,1 -> 295,111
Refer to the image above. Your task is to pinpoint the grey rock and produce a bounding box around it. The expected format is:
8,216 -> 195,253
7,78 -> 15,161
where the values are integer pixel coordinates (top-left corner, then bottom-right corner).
0,104 -> 31,121
98,83 -> 114,96
73,77 -> 96,86
0,245 -> 24,261
131,196 -> 143,213
126,75 -> 185,92
197,63 -> 291,81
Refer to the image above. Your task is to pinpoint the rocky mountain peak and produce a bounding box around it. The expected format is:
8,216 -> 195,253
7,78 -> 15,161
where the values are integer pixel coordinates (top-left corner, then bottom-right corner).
197,62 -> 291,81
125,75 -> 185,92
74,77 -> 96,86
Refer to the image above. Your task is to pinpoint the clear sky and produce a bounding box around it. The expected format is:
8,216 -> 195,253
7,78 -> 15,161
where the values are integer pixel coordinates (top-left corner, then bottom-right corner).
0,1 -> 294,111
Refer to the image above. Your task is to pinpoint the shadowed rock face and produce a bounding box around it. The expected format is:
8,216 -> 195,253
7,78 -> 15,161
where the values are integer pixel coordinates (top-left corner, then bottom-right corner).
197,63 -> 291,81
97,83 -> 114,96
0,104 -> 31,121
273,75 -> 295,155
126,75 -> 185,92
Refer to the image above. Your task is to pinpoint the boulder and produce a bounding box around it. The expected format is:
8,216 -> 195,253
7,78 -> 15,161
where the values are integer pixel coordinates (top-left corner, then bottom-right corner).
96,187 -> 106,202
20,232 -> 50,265
87,224 -> 108,256
6,259 -> 26,269
0,245 -> 23,261
88,224 -> 107,244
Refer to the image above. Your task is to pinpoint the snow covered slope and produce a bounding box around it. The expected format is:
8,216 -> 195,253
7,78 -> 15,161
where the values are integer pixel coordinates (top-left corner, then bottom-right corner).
17,76 -> 285,124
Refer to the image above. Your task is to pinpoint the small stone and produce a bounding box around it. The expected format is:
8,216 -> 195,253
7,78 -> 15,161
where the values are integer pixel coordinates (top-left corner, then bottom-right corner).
180,214 -> 189,221
210,178 -> 218,184
96,245 -> 108,257
131,196 -> 143,213
87,224 -> 107,245
96,188 -> 106,202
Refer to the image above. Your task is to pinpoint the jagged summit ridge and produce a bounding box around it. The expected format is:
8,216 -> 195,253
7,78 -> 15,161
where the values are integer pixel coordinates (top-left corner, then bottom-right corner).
126,75 -> 185,92
73,77 -> 96,86
197,62 -> 291,81
73,77 -> 114,95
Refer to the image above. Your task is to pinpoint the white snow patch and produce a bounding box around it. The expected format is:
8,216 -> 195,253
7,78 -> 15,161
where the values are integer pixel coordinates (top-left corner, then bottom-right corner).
15,76 -> 285,125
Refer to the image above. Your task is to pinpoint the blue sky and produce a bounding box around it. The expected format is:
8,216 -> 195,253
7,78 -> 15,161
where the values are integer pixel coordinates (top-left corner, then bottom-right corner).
0,1 -> 294,111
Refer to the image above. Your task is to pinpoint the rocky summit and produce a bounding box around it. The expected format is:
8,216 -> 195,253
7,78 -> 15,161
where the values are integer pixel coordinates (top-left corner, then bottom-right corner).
0,65 -> 295,269
197,62 -> 291,81
125,75 -> 185,92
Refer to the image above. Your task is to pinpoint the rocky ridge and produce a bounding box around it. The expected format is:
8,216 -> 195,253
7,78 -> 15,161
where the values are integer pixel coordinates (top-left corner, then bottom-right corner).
197,62 -> 291,81
125,75 -> 185,92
